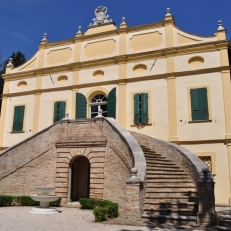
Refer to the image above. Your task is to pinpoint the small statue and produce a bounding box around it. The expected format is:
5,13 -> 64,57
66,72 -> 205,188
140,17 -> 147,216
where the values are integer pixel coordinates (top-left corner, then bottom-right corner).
89,6 -> 113,26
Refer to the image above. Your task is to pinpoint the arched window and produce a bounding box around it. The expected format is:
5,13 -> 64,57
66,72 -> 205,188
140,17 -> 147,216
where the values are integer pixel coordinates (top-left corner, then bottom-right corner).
90,94 -> 107,118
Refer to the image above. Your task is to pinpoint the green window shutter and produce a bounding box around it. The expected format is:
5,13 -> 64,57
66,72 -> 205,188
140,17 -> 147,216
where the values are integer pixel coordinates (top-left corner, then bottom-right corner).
18,106 -> 25,131
134,93 -> 140,124
107,88 -> 116,118
13,106 -> 25,131
190,89 -> 200,120
141,93 -> 149,124
13,106 -> 20,131
53,102 -> 59,123
59,101 -> 66,120
76,93 -> 87,119
199,88 -> 209,120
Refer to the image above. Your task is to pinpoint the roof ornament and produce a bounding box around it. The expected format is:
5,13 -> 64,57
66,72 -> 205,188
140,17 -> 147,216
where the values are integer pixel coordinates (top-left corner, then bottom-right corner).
165,8 -> 172,16
76,26 -> 82,34
217,20 -> 225,30
95,109 -> 104,118
41,33 -> 48,42
6,58 -> 14,67
89,6 -> 114,27
120,17 -> 126,25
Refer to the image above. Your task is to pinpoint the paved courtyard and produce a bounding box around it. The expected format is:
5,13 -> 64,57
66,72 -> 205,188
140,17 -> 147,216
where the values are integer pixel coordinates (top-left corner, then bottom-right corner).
0,206 -> 230,231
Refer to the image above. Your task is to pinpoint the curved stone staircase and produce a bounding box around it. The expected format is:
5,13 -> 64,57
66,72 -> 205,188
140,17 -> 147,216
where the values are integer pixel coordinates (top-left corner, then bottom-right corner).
140,145 -> 198,224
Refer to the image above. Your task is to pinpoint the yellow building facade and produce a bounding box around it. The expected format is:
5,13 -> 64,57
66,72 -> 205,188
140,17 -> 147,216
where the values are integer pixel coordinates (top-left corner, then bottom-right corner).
0,7 -> 231,204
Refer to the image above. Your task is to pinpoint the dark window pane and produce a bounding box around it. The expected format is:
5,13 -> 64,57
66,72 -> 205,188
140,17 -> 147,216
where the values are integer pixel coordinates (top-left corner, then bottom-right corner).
91,105 -> 98,113
101,104 -> 107,111
91,98 -> 96,103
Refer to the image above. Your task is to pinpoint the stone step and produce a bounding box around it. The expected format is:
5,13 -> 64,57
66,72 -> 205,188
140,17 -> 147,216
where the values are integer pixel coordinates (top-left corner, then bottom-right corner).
145,160 -> 176,165
144,196 -> 198,203
144,153 -> 162,157
143,203 -> 197,211
146,191 -> 197,197
146,172 -> 188,176
145,156 -> 170,161
146,168 -> 185,173
144,201 -> 197,207
65,201 -> 81,208
147,183 -> 195,187
146,179 -> 194,183
146,188 -> 197,193
142,209 -> 197,217
146,185 -> 196,189
146,175 -> 190,180
146,164 -> 180,169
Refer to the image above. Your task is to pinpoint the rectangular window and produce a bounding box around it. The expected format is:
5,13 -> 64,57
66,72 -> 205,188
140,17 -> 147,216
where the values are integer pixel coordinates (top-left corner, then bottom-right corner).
12,105 -> 25,132
199,156 -> 212,172
190,88 -> 209,121
53,101 -> 66,123
134,93 -> 149,124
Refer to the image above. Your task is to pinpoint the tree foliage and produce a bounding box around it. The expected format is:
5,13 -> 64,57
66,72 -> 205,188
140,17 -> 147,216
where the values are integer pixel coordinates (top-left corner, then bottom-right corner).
3,51 -> 26,72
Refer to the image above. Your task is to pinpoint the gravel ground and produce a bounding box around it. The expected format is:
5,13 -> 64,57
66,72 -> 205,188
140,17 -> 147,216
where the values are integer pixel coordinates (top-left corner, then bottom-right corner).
0,207 -> 177,231
0,206 -> 230,231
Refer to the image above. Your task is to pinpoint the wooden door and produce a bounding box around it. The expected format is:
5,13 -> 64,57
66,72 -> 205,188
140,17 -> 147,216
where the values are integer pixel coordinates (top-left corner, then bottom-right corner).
71,156 -> 90,201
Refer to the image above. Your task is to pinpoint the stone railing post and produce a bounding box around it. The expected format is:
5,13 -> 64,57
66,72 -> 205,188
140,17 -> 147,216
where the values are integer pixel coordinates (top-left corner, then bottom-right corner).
197,168 -> 217,226
124,167 -> 143,225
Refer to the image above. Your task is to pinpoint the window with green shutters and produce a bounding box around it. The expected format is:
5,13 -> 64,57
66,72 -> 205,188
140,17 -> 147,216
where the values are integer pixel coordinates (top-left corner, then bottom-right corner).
190,88 -> 209,121
134,93 -> 149,124
12,105 -> 25,132
53,101 -> 66,123
107,88 -> 116,119
76,93 -> 87,119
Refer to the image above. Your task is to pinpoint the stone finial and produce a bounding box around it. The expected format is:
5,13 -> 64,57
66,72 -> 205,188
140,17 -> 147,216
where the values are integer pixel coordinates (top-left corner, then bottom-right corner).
217,20 -> 225,30
96,109 -> 104,118
131,167 -> 138,178
6,58 -> 14,67
199,167 -> 214,182
62,112 -> 69,120
165,8 -> 172,16
126,167 -> 141,183
120,17 -> 126,25
41,33 -> 48,42
76,26 -> 82,34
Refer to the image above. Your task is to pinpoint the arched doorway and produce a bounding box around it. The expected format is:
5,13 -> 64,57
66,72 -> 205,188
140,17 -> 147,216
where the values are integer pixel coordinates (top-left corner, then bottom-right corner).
71,156 -> 90,201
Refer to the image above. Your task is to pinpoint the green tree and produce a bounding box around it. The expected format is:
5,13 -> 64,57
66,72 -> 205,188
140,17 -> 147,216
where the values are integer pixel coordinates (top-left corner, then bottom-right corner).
3,51 -> 26,72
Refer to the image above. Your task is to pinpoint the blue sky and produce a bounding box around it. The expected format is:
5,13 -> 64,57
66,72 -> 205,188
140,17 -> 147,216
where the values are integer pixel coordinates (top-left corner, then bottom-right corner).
0,0 -> 231,63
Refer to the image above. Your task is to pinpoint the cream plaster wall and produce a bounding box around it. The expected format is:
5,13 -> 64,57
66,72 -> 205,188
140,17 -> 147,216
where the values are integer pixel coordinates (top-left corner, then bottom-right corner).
38,91 -> 72,131
127,58 -> 167,79
173,27 -> 217,47
174,51 -> 221,72
182,143 -> 229,204
41,72 -> 73,89
126,79 -> 169,139
79,65 -> 118,85
3,95 -> 35,147
43,44 -> 75,68
80,35 -> 119,62
126,27 -> 166,54
9,77 -> 37,93
176,73 -> 226,140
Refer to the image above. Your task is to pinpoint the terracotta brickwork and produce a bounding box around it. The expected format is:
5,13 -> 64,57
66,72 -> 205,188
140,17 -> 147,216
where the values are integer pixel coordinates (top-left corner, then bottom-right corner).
0,119 -> 133,211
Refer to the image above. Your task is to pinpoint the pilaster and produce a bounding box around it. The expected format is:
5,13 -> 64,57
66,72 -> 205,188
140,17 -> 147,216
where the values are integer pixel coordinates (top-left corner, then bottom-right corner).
32,75 -> 42,134
0,96 -> 8,147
